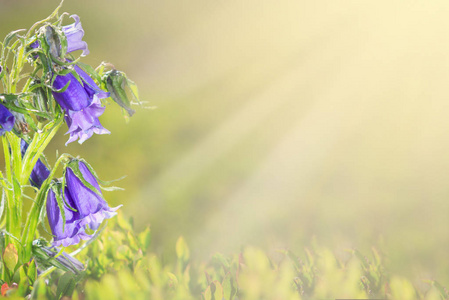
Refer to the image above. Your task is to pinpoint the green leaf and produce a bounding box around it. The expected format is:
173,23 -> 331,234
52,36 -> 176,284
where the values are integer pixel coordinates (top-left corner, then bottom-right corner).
127,78 -> 140,103
212,280 -> 223,300
167,272 -> 178,289
29,278 -> 48,300
3,244 -> 18,272
222,273 -> 235,300
1,29 -> 25,61
176,236 -> 190,261
12,264 -> 26,285
3,30 -> 25,48
126,231 -> 139,252
77,61 -> 102,83
56,272 -> 76,299
212,253 -> 230,271
99,186 -> 125,192
204,285 -> 212,300
0,190 -> 5,223
138,227 -> 151,251
27,260 -> 37,285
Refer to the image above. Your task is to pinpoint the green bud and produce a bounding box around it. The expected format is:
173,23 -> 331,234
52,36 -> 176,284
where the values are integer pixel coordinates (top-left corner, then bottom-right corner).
44,25 -> 61,59
104,70 -> 137,117
31,239 -> 84,274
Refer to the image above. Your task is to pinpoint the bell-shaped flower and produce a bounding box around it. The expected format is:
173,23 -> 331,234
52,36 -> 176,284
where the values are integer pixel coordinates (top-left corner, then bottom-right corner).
52,65 -> 110,145
0,103 -> 14,136
30,15 -> 89,57
46,186 -> 91,247
65,160 -> 121,230
62,15 -> 89,56
20,139 -> 50,188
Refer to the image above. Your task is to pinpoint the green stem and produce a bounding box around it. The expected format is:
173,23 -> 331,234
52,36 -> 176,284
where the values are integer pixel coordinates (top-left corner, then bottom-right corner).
1,135 -> 21,255
25,0 -> 65,39
20,116 -> 63,186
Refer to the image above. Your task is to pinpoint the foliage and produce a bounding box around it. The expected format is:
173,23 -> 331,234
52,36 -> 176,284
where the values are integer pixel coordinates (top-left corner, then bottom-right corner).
0,213 -> 443,299
0,0 -> 140,297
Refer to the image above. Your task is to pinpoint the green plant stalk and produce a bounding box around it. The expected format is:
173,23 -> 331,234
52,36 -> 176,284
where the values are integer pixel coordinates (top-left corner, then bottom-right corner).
0,19 -> 63,262
1,22 -> 27,258
2,136 -> 19,252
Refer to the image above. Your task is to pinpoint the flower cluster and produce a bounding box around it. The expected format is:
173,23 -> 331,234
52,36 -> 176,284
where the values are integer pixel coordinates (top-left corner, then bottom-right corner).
22,138 -> 118,246
46,160 -> 121,247
30,14 -> 110,145
0,10 -> 139,255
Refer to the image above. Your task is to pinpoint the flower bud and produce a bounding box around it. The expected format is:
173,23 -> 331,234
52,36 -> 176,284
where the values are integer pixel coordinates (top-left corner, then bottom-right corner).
32,239 -> 84,274
105,70 -> 136,117
45,25 -> 62,59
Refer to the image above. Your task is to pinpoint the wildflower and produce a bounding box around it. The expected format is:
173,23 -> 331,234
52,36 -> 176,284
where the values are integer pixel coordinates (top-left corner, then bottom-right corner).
65,160 -> 121,230
52,65 -> 110,145
62,15 -> 89,56
46,186 -> 91,247
30,14 -> 89,57
0,103 -> 15,136
20,139 -> 50,188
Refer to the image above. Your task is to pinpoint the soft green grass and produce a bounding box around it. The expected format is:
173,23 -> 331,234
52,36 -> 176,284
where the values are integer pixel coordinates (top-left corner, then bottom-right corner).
5,213 -> 444,300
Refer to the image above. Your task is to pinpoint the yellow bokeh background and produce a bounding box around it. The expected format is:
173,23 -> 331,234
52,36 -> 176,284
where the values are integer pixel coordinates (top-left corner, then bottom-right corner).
1,0 -> 449,283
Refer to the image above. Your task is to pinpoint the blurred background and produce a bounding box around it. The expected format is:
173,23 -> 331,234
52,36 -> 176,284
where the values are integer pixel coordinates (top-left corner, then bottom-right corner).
1,0 -> 449,283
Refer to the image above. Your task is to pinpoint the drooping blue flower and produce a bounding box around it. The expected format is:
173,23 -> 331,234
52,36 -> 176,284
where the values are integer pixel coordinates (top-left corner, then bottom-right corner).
65,160 -> 121,230
20,139 -> 50,188
52,65 -> 110,145
0,103 -> 15,136
46,186 -> 91,247
62,15 -> 89,56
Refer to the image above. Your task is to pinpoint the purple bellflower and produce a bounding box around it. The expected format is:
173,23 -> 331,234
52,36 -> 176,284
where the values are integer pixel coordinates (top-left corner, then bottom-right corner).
20,140 -> 50,188
0,103 -> 15,136
46,160 -> 120,247
62,15 -> 89,56
30,14 -> 108,145
52,65 -> 110,145
46,187 -> 91,247
30,14 -> 89,57
65,160 -> 121,230
21,140 -> 89,247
